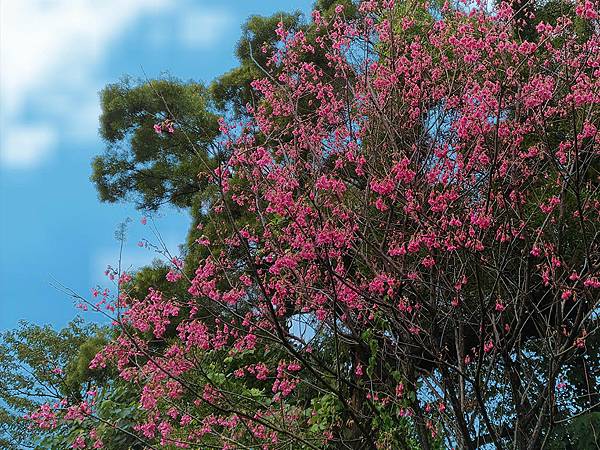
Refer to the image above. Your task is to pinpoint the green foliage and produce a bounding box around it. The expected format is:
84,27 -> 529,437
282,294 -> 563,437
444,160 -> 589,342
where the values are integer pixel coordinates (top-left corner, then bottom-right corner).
126,261 -> 186,300
548,412 -> 600,449
91,77 -> 220,211
0,319 -> 107,449
308,393 -> 342,434
0,319 -> 149,449
210,11 -> 304,116
88,384 -> 145,450
314,0 -> 358,18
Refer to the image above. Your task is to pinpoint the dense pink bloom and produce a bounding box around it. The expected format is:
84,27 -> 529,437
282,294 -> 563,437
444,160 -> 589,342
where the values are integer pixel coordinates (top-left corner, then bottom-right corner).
33,3 -> 600,448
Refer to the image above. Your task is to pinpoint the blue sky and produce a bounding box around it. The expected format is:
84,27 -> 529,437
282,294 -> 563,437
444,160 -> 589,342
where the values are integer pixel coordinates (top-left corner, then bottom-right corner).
0,0 -> 312,331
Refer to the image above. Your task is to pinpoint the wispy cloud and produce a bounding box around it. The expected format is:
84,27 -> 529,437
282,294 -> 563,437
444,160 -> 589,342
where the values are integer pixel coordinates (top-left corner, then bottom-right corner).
0,125 -> 58,168
0,1 -> 234,171
0,0 -> 229,168
0,0 -> 170,169
179,10 -> 233,48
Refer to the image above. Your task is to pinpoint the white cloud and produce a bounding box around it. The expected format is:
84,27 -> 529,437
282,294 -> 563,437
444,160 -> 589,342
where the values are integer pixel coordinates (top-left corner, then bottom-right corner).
0,0 -> 171,170
179,10 -> 233,48
0,125 -> 58,168
0,0 -> 234,171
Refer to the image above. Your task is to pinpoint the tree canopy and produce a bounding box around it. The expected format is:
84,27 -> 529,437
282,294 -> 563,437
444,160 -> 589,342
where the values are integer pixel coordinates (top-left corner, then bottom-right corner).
91,78 -> 220,211
3,0 -> 600,449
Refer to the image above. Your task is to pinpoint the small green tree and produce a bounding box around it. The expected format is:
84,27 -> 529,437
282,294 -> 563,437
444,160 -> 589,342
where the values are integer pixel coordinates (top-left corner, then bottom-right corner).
91,78 -> 220,211
0,319 -> 107,448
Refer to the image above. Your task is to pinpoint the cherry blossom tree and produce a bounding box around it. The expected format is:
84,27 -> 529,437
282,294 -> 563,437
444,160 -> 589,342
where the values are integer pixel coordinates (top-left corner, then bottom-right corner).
28,0 -> 600,448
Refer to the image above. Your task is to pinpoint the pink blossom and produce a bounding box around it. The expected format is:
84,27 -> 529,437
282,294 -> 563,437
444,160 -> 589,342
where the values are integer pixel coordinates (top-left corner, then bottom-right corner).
395,382 -> 404,397
483,340 -> 494,353
72,436 -> 86,449
354,364 -> 364,377
584,277 -> 600,288
166,270 -> 182,283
